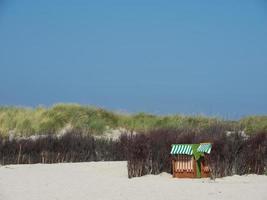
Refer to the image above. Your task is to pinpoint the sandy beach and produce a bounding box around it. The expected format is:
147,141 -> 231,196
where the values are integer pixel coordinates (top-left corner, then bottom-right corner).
0,161 -> 266,200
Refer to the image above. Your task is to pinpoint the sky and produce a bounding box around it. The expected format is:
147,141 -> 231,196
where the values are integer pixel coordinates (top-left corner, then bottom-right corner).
0,0 -> 267,119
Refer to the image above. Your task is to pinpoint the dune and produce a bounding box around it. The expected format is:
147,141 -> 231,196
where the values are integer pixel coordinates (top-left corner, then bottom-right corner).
0,161 -> 266,200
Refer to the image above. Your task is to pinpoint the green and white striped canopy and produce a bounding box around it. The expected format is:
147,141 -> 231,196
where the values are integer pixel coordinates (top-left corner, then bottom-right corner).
170,144 -> 193,155
197,143 -> 212,154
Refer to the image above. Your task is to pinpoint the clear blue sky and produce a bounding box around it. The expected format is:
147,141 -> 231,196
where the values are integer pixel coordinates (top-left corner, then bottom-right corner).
0,0 -> 267,118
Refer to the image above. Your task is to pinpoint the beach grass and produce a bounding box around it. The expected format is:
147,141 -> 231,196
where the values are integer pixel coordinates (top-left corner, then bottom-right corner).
0,103 -> 266,137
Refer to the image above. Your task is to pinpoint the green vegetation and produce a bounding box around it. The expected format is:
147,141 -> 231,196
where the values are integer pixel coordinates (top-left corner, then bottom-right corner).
239,116 -> 267,135
0,103 -> 266,137
0,104 -> 119,136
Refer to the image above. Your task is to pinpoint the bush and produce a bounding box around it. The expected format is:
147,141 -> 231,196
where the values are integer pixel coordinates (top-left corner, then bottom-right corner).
0,121 -> 266,179
126,128 -> 267,178
0,130 -> 127,165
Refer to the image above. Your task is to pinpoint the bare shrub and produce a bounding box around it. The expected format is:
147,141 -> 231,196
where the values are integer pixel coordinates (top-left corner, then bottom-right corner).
126,128 -> 267,178
0,130 -> 127,165
0,127 -> 266,179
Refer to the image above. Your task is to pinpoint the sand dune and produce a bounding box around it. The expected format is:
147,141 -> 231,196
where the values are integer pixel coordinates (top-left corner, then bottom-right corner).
0,161 -> 266,200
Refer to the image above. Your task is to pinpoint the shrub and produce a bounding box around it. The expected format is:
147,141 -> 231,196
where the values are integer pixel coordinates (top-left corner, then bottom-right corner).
126,128 -> 267,178
0,130 -> 127,165
0,128 -> 266,179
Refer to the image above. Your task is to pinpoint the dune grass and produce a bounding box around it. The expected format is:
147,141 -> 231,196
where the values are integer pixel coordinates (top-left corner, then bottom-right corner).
0,103 -> 266,137
239,116 -> 267,134
0,104 -> 119,137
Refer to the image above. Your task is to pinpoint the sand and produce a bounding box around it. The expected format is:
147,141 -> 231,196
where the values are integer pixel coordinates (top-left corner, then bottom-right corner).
0,161 -> 266,200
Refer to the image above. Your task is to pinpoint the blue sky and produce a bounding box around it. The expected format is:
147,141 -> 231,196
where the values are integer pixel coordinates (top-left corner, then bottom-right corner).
0,0 -> 267,118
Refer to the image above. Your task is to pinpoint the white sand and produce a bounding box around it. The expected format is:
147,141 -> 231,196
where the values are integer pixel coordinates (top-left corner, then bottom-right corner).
0,161 -> 266,200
